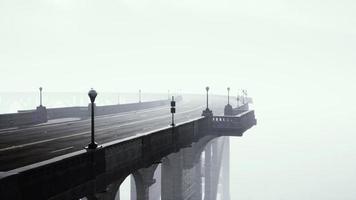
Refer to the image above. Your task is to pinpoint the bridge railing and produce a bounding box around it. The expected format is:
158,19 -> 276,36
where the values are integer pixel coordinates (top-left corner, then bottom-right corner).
212,110 -> 255,130
231,103 -> 249,116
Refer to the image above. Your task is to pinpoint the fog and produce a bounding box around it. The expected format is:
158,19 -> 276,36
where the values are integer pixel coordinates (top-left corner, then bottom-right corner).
1,0 -> 356,199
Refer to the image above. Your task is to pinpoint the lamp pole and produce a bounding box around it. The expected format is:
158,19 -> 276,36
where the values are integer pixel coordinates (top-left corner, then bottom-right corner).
39,87 -> 43,107
170,96 -> 176,126
87,88 -> 98,149
237,93 -> 240,107
206,86 -> 210,109
227,87 -> 230,105
139,89 -> 141,103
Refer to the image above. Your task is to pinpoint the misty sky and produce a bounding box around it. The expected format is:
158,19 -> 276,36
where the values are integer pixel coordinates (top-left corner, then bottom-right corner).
1,0 -> 355,105
1,1 -> 356,199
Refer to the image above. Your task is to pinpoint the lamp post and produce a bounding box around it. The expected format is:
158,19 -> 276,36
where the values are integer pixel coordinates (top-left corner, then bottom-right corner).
39,87 -> 43,107
206,86 -> 210,109
237,93 -> 240,107
139,89 -> 142,103
227,87 -> 230,105
202,86 -> 213,117
242,89 -> 247,104
170,96 -> 176,126
87,88 -> 98,149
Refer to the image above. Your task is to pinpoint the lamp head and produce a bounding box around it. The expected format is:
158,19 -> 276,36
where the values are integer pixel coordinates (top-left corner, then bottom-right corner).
88,88 -> 98,103
206,86 -> 209,92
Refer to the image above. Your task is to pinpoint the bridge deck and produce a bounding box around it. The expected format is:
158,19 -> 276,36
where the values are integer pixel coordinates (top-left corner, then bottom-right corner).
0,96 -> 226,171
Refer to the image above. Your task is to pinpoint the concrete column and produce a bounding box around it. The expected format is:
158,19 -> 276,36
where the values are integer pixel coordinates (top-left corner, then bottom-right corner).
161,153 -> 183,200
204,143 -> 213,200
221,138 -> 231,200
212,140 -> 220,200
131,164 -> 158,200
130,176 -> 137,200
162,146 -> 201,200
192,156 -> 203,200
204,139 -> 221,200
149,165 -> 161,200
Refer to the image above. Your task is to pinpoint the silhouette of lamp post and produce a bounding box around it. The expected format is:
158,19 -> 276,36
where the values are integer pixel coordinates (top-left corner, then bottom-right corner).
170,96 -> 176,126
237,94 -> 240,107
242,89 -> 247,104
87,88 -> 98,149
39,87 -> 43,107
202,86 -> 213,117
224,87 -> 233,115
206,86 -> 210,109
139,89 -> 142,103
227,87 -> 230,105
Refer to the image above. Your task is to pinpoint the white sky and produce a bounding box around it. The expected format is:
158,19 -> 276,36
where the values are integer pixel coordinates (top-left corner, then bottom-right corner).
0,0 -> 355,102
1,1 -> 356,199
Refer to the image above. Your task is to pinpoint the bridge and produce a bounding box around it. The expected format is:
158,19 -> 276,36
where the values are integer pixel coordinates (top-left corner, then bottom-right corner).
0,91 -> 256,200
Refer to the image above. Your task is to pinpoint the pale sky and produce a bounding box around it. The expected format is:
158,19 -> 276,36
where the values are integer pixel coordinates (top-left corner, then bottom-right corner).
0,0 -> 355,101
1,1 -> 356,199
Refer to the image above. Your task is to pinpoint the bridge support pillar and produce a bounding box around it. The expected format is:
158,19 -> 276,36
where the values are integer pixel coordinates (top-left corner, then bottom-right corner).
204,139 -> 220,200
192,156 -> 203,200
204,142 -> 212,200
161,152 -> 184,200
221,137 -> 231,200
131,164 -> 158,200
161,145 -> 202,200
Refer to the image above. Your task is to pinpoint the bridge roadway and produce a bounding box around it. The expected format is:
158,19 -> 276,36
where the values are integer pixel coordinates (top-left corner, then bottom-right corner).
0,95 -> 226,171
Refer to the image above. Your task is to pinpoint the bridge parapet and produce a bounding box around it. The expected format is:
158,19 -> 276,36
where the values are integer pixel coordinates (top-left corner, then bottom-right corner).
211,110 -> 256,135
231,103 -> 249,116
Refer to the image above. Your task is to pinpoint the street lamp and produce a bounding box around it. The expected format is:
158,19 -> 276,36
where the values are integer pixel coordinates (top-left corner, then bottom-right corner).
139,89 -> 142,103
87,88 -> 98,149
202,86 -> 213,117
39,87 -> 43,107
227,87 -> 230,105
206,86 -> 210,109
237,93 -> 240,107
170,96 -> 176,126
242,89 -> 247,104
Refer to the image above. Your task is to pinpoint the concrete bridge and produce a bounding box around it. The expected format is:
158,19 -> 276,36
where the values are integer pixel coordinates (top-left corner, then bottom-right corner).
0,95 -> 256,200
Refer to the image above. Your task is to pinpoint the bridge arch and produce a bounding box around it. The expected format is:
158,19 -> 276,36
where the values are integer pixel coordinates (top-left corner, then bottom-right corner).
192,135 -> 218,165
107,163 -> 160,200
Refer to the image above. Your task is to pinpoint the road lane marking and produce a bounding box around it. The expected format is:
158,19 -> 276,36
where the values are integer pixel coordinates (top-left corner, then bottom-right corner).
50,147 -> 74,154
0,105 -> 204,152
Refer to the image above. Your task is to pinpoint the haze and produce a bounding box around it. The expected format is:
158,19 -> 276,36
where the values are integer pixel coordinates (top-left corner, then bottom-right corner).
1,0 -> 356,199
